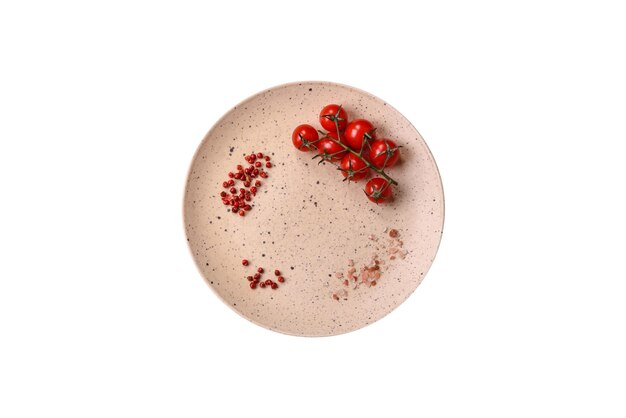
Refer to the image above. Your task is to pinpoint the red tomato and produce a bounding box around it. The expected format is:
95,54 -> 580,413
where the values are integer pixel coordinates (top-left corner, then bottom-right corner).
319,104 -> 348,133
344,119 -> 376,151
364,178 -> 392,203
316,132 -> 347,161
340,153 -> 369,182
292,124 -> 319,152
369,139 -> 400,168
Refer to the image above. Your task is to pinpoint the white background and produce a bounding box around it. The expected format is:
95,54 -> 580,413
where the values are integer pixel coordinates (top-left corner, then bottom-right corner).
1,1 -> 625,416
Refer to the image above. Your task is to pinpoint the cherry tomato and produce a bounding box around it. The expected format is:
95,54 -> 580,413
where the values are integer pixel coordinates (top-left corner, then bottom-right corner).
364,178 -> 392,203
344,119 -> 376,151
316,131 -> 347,161
340,153 -> 369,182
292,124 -> 319,152
369,139 -> 400,168
319,104 -> 348,133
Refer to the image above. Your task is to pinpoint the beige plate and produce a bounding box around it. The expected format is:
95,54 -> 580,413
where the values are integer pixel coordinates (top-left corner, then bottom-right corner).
184,81 -> 444,336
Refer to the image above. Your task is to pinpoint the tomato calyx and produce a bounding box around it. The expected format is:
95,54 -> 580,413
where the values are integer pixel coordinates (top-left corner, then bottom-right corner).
373,143 -> 402,165
370,138 -> 402,169
338,155 -> 369,182
313,150 -> 343,164
321,104 -> 347,125
357,128 -> 376,156
364,178 -> 393,203
364,187 -> 386,200
297,132 -> 319,151
363,128 -> 377,141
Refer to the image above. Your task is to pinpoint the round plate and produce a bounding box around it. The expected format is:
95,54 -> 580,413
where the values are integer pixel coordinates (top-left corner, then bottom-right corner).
184,81 -> 444,336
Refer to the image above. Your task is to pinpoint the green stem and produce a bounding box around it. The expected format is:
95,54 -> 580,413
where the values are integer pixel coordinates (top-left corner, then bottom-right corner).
326,115 -> 398,186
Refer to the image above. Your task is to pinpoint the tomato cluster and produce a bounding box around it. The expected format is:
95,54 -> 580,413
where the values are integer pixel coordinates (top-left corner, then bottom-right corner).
292,104 -> 401,203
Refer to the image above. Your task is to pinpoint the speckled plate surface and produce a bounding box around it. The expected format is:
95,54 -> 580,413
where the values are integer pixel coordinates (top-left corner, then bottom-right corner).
184,81 -> 444,336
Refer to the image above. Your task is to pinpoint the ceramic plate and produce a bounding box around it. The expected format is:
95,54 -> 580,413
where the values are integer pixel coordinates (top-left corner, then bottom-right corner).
184,81 -> 444,336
